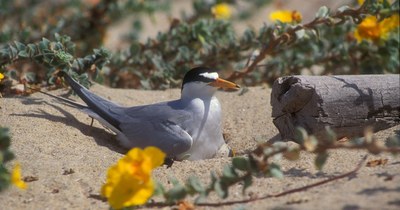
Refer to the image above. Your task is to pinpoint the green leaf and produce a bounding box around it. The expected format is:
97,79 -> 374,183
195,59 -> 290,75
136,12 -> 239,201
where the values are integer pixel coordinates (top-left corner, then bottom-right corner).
262,144 -> 276,154
295,29 -> 306,39
6,70 -> 18,80
2,150 -> 14,163
214,181 -> 228,198
232,157 -> 250,171
0,167 -> 11,192
0,48 -> 8,57
169,176 -> 180,186
242,175 -> 252,194
55,51 -> 73,63
350,137 -> 366,146
154,182 -> 165,196
238,87 -> 249,96
210,171 -> 217,184
315,6 -> 329,19
294,127 -> 309,144
54,33 -> 61,41
9,45 -> 17,58
166,184 -> 187,202
40,38 -> 50,49
315,152 -> 329,170
325,126 -> 337,143
130,43 -> 141,55
268,163 -> 283,178
0,127 -> 11,148
187,176 -> 204,193
18,50 -> 29,58
385,135 -> 400,148
241,29 -> 256,44
198,34 -> 206,45
337,5 -> 350,13
77,73 -> 91,88
151,55 -> 165,70
14,41 -> 26,51
27,44 -> 37,57
24,72 -> 36,83
176,46 -> 190,61
194,193 -> 206,204
310,28 -> 320,40
55,42 -> 65,51
222,165 -> 237,179
48,75 -> 56,85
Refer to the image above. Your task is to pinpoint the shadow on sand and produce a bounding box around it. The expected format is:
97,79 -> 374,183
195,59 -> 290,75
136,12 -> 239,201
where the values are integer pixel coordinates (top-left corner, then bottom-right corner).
12,97 -> 128,154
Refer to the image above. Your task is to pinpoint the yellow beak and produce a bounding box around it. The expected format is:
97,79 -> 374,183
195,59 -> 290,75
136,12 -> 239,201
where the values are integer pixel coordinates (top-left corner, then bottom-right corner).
209,78 -> 240,90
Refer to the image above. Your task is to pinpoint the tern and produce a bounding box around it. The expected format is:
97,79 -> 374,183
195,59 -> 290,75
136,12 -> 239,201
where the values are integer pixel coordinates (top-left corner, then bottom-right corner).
51,67 -> 240,161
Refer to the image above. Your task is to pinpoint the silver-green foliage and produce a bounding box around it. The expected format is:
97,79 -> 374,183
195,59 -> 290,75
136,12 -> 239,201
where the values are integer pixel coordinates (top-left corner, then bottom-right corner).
0,127 -> 14,192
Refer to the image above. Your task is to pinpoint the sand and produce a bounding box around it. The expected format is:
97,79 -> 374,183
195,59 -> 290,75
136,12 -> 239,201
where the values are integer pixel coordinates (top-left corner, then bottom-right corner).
0,84 -> 399,210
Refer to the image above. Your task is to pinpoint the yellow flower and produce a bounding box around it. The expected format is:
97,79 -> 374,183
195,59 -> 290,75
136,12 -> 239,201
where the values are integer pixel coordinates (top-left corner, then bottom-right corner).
11,163 -> 27,190
211,3 -> 231,20
269,10 -> 302,23
380,14 -> 399,34
354,14 -> 399,43
101,147 -> 165,209
0,72 -> 4,81
358,0 -> 386,5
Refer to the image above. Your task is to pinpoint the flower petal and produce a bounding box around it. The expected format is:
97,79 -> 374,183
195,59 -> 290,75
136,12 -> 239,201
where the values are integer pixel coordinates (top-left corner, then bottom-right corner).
101,147 -> 166,209
211,3 -> 231,20
11,163 -> 27,190
144,146 -> 166,169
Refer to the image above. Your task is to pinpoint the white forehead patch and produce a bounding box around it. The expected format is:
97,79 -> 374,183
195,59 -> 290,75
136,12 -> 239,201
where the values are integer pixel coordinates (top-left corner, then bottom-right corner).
199,72 -> 219,80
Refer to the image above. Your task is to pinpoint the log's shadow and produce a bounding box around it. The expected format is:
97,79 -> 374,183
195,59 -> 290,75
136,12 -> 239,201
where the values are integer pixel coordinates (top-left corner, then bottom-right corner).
12,97 -> 127,154
387,199 -> 400,207
267,134 -> 284,143
394,129 -> 400,136
342,204 -> 361,210
357,186 -> 400,196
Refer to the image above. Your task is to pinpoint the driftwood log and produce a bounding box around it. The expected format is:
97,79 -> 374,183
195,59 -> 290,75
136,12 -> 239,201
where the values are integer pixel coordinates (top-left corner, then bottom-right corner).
271,75 -> 400,141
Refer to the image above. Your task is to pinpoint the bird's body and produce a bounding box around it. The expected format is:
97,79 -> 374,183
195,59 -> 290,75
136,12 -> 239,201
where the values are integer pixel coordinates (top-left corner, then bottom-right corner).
113,95 -> 223,160
55,67 -> 239,160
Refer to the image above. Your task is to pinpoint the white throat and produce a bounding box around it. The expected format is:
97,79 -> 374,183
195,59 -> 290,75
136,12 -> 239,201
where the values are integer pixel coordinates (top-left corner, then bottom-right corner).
181,82 -> 217,100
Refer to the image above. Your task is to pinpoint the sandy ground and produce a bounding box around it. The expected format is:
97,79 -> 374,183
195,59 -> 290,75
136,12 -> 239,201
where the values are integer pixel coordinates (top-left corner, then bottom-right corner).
0,85 -> 399,210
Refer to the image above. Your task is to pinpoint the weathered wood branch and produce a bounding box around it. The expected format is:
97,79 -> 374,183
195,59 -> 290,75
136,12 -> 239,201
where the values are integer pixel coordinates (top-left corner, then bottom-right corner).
271,75 -> 400,141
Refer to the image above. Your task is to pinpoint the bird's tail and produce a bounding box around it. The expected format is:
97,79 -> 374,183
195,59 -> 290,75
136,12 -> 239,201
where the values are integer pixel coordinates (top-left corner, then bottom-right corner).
58,71 -> 121,130
28,86 -> 88,110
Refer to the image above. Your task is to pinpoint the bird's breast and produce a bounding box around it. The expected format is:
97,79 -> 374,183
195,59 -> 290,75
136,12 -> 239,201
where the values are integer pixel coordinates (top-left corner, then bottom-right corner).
182,97 -> 224,160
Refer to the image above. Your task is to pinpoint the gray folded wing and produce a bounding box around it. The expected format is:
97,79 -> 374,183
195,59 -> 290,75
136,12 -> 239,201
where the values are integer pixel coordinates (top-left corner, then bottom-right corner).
110,101 -> 193,157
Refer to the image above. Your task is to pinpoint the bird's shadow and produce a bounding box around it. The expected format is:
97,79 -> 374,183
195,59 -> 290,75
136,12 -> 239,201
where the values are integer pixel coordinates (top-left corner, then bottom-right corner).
12,97 -> 127,154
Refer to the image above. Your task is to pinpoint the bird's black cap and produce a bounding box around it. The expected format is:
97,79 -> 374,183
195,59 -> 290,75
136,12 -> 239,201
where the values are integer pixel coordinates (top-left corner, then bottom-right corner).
181,66 -> 217,89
